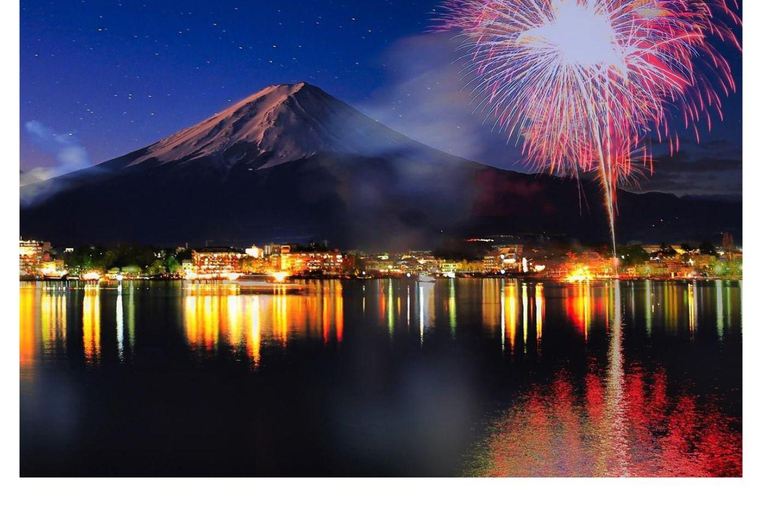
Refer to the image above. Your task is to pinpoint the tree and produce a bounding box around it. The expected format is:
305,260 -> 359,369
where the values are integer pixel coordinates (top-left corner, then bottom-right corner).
121,264 -> 142,277
165,255 -> 182,275
147,259 -> 167,276
617,244 -> 649,266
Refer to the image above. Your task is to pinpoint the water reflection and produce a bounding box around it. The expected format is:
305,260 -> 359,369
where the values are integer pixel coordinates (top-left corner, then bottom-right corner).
471,280 -> 741,477
716,280 -> 724,340
471,360 -> 741,477
20,285 -> 37,378
182,281 -> 345,360
535,283 -> 544,344
116,289 -> 124,358
20,279 -> 742,476
82,285 -> 101,366
565,282 -> 591,340
688,283 -> 698,335
418,282 -> 435,343
20,279 -> 742,363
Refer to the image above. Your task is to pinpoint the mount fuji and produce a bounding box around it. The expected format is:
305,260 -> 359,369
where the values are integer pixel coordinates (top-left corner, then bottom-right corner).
20,82 -> 740,249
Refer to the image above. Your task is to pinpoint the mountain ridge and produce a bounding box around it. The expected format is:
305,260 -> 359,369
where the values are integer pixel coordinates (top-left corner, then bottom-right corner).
20,82 -> 742,249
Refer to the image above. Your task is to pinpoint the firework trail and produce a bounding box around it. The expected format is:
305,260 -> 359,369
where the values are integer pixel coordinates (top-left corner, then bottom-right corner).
435,0 -> 740,270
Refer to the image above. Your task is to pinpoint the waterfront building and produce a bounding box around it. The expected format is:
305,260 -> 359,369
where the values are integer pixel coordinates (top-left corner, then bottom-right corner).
281,250 -> 346,276
191,247 -> 246,277
19,239 -> 51,276
483,244 -> 524,273
245,245 -> 264,259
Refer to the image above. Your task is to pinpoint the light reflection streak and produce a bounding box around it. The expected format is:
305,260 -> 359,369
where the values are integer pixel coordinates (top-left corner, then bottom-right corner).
244,296 -> 262,367
482,279 -> 500,337
419,285 -> 425,343
565,282 -> 591,341
688,283 -> 698,336
40,285 -> 67,351
535,283 -> 544,344
127,282 -> 135,347
417,282 -> 435,344
334,281 -> 343,342
20,286 -> 36,377
645,280 -> 653,338
387,280 -> 394,338
82,285 -> 101,366
501,280 -> 518,348
406,284 -> 411,330
604,280 -> 629,475
521,283 -> 529,349
448,279 -> 457,337
715,280 -> 724,341
116,290 -> 124,360
725,281 -> 732,332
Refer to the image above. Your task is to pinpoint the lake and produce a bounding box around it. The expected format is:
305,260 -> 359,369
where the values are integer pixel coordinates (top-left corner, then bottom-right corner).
20,279 -> 742,476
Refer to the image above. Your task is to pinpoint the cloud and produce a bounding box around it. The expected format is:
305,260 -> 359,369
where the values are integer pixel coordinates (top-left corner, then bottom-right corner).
20,121 -> 92,186
357,31 -> 529,172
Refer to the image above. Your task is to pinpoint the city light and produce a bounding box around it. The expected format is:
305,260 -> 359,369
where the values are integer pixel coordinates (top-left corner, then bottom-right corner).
271,271 -> 289,283
81,271 -> 102,281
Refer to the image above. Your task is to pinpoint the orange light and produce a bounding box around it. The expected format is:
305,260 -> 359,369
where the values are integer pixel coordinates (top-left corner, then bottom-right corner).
564,266 -> 593,283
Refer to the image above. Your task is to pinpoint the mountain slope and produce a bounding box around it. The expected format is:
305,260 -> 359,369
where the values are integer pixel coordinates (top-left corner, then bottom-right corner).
20,82 -> 741,249
130,82 -> 428,170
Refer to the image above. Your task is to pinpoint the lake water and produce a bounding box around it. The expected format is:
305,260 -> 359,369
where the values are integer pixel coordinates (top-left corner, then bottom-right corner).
20,279 -> 742,476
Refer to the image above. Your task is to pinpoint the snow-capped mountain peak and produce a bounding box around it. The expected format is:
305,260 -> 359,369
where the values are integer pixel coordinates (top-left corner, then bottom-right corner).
133,82 -> 413,170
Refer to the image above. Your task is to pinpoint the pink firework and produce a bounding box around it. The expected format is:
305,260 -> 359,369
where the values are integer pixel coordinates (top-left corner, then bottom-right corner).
436,0 -> 740,260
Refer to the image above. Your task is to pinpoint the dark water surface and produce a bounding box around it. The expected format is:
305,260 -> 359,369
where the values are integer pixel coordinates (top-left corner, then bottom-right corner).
20,279 -> 742,476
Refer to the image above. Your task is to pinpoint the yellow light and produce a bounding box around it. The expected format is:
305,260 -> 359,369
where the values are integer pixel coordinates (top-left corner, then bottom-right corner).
564,266 -> 593,283
82,271 -> 102,281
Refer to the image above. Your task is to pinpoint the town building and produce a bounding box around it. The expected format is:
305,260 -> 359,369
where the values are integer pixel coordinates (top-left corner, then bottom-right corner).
19,239 -> 51,276
280,250 -> 347,276
483,244 -> 524,273
245,245 -> 264,259
191,247 -> 246,277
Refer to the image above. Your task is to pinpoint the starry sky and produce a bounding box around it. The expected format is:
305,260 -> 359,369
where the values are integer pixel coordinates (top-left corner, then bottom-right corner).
20,0 -> 742,199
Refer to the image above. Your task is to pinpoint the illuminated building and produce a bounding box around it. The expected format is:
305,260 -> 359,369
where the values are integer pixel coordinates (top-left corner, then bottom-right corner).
483,244 -> 524,273
19,239 -> 52,276
439,261 -> 461,274
192,247 -> 246,277
39,259 -> 66,278
245,245 -> 264,259
264,243 -> 291,257
280,250 -> 346,276
181,260 -> 195,275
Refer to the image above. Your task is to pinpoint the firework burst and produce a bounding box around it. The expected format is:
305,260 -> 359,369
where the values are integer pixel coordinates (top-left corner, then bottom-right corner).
436,0 -> 740,265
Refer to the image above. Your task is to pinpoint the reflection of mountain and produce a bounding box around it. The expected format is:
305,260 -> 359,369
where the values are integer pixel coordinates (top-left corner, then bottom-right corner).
20,82 -> 741,248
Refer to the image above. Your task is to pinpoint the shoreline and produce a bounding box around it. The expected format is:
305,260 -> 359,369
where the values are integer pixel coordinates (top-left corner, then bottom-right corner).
19,274 -> 743,283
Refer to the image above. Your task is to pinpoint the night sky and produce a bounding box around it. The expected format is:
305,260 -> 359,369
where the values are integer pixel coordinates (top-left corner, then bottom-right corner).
20,0 -> 742,199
